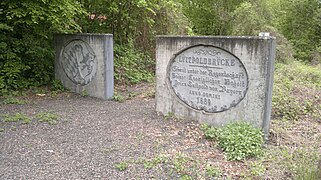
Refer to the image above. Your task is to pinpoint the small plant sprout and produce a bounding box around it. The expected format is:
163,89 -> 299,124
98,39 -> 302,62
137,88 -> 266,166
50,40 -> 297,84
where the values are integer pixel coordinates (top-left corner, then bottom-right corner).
112,92 -> 125,103
164,112 -> 175,121
81,90 -> 89,97
205,164 -> 222,178
114,161 -> 128,171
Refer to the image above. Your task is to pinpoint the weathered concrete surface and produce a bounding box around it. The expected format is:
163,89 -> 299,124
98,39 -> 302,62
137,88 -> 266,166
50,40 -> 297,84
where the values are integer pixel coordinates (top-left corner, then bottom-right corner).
156,36 -> 276,135
55,34 -> 114,100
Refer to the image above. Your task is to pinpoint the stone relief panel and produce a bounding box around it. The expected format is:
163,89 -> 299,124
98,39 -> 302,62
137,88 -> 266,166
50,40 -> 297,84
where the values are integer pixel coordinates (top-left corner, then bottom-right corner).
168,45 -> 248,113
60,39 -> 97,85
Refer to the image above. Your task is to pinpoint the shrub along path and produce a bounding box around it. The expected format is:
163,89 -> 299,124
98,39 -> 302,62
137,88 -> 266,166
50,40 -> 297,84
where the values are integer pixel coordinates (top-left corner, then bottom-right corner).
0,83 -> 320,179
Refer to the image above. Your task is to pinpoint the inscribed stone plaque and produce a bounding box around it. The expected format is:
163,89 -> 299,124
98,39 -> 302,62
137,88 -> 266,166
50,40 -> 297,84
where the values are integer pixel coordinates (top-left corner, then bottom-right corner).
60,39 -> 97,85
55,34 -> 114,100
168,45 -> 248,113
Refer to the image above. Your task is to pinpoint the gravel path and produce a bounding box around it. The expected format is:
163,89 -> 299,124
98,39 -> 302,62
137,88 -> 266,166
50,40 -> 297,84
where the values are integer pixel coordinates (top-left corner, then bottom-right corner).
0,89 -> 246,179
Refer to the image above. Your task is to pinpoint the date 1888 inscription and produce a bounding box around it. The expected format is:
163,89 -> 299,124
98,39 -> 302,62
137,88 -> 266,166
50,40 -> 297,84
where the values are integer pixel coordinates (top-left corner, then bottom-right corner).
168,45 -> 248,113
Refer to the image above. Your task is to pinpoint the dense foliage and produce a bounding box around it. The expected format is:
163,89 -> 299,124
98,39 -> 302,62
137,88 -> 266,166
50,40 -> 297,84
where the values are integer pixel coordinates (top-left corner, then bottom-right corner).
181,0 -> 321,63
78,0 -> 187,84
79,0 -> 187,48
0,0 -> 320,94
276,0 -> 321,62
182,0 -> 245,35
0,0 -> 84,95
114,42 -> 154,85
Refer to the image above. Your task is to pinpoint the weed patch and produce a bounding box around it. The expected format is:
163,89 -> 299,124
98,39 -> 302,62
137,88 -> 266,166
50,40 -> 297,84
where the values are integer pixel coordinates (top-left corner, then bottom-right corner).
50,80 -> 66,92
273,62 -> 321,121
248,161 -> 266,176
112,92 -> 125,103
172,153 -> 190,173
144,90 -> 155,98
80,90 -> 89,97
116,152 -> 212,178
262,146 -> 321,179
114,161 -> 129,171
202,122 -> 264,161
164,112 -> 181,121
205,164 -> 223,178
143,154 -> 167,169
2,97 -> 26,105
35,112 -> 59,125
0,111 -> 60,132
2,113 -> 31,124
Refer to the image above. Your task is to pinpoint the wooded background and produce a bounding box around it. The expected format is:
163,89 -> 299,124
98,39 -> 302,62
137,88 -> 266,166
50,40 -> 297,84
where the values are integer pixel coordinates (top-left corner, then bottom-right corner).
1,0 -> 320,94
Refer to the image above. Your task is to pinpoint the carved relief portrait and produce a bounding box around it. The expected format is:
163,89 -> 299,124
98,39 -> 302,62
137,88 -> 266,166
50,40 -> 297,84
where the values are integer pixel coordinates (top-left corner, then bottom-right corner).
60,40 -> 97,85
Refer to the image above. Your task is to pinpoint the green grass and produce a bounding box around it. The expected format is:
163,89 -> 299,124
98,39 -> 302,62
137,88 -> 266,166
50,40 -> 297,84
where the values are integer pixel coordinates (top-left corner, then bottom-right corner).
260,146 -> 321,179
172,153 -> 189,173
35,112 -> 59,125
0,111 -> 60,132
2,97 -> 26,105
273,61 -> 321,121
243,61 -> 321,178
2,113 -> 31,124
258,60 -> 321,178
143,154 -> 167,169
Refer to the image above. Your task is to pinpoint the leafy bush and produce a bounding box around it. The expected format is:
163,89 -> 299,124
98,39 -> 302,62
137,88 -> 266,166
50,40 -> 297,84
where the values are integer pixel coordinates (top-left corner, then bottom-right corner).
201,124 -> 219,140
181,0 -> 245,35
276,0 -> 321,62
50,80 -> 66,92
231,1 -> 270,36
203,122 -> 264,161
114,42 -> 154,85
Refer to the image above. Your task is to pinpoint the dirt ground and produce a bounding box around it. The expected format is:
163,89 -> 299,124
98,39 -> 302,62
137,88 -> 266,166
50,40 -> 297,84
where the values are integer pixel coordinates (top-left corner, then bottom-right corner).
1,84 -> 320,179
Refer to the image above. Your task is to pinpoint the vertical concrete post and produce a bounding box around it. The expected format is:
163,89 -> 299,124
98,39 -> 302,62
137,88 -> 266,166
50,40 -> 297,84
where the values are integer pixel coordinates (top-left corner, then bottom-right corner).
55,33 -> 114,100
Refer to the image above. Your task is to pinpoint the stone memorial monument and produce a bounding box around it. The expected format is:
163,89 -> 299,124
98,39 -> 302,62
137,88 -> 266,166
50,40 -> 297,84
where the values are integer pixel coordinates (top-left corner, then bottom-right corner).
156,36 -> 276,136
55,34 -> 114,100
